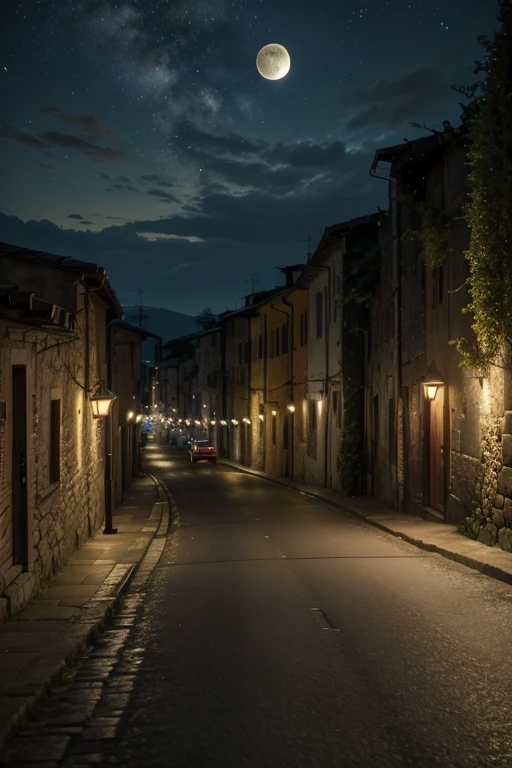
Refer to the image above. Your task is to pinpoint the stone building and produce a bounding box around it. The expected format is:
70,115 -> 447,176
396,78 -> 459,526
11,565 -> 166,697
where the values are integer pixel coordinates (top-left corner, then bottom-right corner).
249,278 -> 308,480
370,132 -> 512,551
0,243 -> 122,619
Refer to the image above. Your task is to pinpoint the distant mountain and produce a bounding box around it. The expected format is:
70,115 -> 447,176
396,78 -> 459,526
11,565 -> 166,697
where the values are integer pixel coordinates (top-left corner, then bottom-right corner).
122,305 -> 198,346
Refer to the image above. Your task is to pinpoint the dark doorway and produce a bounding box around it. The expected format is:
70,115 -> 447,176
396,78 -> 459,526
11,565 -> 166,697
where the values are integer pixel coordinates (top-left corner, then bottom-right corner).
12,365 -> 28,569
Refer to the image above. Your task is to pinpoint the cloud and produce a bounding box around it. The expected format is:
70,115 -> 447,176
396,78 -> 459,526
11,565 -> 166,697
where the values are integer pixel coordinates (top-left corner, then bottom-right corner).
175,125 -> 351,194
146,188 -> 179,203
140,174 -> 173,188
113,183 -> 139,192
0,157 -> 386,314
160,260 -> 206,275
1,125 -> 127,163
99,172 -> 110,179
0,127 -> 50,153
66,213 -> 83,219
79,220 -> 94,225
137,232 -> 204,243
43,107 -> 122,143
177,124 -> 265,156
343,62 -> 469,142
116,176 -> 130,183
39,131 -> 128,163
262,140 -> 346,169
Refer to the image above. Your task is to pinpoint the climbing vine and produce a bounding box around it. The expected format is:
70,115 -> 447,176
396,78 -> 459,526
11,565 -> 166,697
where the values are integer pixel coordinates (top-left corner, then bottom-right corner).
454,0 -> 512,369
401,196 -> 452,269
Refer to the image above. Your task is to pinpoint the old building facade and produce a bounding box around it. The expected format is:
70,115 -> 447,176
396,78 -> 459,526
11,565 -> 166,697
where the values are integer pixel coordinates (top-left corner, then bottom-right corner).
0,244 -> 147,619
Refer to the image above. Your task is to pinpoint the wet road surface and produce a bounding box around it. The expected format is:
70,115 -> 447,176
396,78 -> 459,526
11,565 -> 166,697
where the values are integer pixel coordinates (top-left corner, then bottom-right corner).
115,443 -> 512,767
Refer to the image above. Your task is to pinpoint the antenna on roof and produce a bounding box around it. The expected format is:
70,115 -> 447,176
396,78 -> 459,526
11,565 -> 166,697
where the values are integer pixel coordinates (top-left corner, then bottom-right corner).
300,233 -> 312,259
244,273 -> 259,294
130,289 -> 148,328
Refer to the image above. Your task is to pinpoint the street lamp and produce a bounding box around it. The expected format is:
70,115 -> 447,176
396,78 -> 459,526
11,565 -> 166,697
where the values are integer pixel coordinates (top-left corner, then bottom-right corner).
89,382 -> 117,535
423,362 -> 444,401
90,382 -> 116,419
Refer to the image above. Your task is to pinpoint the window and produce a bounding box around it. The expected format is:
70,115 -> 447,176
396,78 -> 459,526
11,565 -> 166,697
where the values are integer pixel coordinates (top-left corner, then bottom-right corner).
388,398 -> 396,463
281,323 -> 289,354
300,311 -> 308,346
432,265 -> 444,308
238,343 -> 243,364
315,292 -> 323,339
275,328 -> 280,357
332,390 -> 341,429
258,334 -> 263,360
272,413 -> 277,445
334,276 -> 340,322
50,399 -> 61,484
283,416 -> 289,449
270,330 -> 275,358
307,400 -> 317,459
244,342 -> 250,364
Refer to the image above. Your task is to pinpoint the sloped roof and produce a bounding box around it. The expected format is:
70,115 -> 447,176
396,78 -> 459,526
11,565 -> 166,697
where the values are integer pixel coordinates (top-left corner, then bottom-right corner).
0,241 -> 122,316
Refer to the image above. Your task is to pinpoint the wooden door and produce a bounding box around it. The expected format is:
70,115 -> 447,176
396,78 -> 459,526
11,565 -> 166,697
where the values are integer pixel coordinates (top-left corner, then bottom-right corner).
429,388 -> 445,513
12,365 -> 28,568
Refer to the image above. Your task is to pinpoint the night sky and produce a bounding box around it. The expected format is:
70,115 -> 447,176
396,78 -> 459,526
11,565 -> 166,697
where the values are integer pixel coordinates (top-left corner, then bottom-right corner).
0,0 -> 497,316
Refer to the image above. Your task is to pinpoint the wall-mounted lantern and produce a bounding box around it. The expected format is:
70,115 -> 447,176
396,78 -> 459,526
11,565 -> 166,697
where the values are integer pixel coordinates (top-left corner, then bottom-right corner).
287,404 -> 295,413
423,362 -> 444,402
126,411 -> 135,421
231,419 -> 239,426
90,382 -> 116,419
271,410 -> 277,417
220,420 -> 227,426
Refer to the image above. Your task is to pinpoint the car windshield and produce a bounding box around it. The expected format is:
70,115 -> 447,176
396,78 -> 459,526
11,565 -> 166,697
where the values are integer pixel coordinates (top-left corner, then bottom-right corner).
196,441 -> 212,447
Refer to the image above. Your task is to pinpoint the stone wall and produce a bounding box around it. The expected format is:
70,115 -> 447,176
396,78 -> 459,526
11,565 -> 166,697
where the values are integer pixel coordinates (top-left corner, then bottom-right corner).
476,409 -> 512,552
0,290 -> 108,619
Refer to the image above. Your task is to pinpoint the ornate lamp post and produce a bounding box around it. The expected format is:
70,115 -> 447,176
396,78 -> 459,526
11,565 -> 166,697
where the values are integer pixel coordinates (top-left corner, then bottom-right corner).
90,382 -> 117,534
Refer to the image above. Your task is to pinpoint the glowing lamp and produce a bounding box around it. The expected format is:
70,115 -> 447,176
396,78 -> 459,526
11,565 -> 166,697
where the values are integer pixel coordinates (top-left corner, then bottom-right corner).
287,404 -> 295,413
271,410 -> 277,417
127,411 -> 135,421
423,362 -> 444,401
90,383 -> 116,419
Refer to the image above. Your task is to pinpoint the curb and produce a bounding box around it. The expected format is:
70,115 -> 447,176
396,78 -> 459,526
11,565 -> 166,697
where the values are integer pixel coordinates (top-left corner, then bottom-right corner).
219,459 -> 512,588
0,473 -> 171,754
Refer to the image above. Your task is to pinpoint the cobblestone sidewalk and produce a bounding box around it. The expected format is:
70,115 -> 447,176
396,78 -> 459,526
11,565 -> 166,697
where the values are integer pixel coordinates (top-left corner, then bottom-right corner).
0,472 -> 170,755
219,459 -> 512,587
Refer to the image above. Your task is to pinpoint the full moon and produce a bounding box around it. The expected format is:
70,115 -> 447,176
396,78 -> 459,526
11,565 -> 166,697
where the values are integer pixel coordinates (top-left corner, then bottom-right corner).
256,44 -> 291,81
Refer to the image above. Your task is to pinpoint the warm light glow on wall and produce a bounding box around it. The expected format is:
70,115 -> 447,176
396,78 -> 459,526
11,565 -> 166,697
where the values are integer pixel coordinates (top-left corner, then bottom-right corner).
425,385 -> 438,401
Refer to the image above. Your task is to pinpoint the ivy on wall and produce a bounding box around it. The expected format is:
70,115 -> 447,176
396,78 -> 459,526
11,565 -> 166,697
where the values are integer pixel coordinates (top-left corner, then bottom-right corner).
401,196 -> 452,270
455,0 -> 512,369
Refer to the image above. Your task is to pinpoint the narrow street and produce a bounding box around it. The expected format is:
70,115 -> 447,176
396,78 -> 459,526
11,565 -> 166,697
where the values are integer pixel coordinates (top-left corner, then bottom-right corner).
114,442 -> 511,767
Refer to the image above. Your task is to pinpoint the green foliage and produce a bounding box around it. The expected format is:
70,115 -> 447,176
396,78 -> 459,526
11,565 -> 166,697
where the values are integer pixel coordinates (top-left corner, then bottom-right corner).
401,195 -> 452,269
338,406 -> 364,495
456,0 -> 512,368
335,246 -> 381,309
459,515 -> 482,540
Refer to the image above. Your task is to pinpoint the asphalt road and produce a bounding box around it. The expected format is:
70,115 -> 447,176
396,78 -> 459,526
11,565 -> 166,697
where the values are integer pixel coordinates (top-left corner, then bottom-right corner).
117,442 -> 512,767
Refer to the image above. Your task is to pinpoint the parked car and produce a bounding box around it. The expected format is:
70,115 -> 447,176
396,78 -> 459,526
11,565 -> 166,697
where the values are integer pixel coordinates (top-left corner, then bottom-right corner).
189,439 -> 217,464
